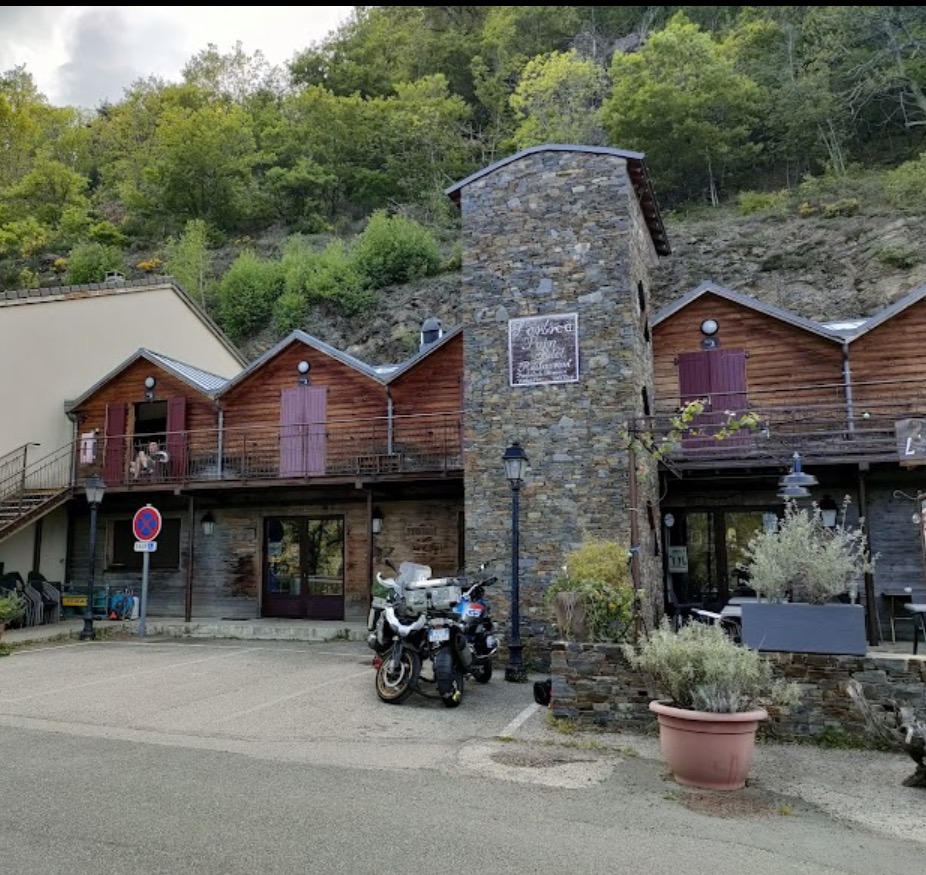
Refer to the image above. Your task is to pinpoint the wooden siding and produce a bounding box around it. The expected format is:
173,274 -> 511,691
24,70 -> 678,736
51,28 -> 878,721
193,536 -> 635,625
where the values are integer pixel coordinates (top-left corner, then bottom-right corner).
71,359 -> 218,481
389,335 -> 464,463
847,298 -> 926,415
653,294 -> 844,413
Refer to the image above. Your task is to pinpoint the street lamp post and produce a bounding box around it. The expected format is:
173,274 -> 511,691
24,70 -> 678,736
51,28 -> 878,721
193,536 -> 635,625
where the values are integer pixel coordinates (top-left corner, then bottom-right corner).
80,475 -> 106,641
503,440 -> 528,682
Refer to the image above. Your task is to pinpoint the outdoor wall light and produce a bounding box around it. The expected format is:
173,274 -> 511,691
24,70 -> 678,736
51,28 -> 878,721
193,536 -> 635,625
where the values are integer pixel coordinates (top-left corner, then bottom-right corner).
144,375 -> 156,399
818,494 -> 839,529
700,318 -> 719,336
201,511 -> 216,536
371,506 -> 384,535
297,360 -> 311,385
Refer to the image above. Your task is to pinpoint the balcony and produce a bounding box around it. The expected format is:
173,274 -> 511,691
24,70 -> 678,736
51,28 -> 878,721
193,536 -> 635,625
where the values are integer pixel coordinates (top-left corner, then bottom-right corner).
79,412 -> 465,490
642,382 -> 926,472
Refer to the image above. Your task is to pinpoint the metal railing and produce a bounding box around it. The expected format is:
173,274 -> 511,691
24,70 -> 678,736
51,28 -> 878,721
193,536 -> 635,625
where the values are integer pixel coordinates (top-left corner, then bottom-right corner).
76,411 -> 465,488
639,394 -> 926,470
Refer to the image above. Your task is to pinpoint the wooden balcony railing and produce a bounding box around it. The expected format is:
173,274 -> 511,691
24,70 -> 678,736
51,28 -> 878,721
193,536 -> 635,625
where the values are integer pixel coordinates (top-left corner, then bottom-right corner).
74,411 -> 464,488
639,394 -> 926,470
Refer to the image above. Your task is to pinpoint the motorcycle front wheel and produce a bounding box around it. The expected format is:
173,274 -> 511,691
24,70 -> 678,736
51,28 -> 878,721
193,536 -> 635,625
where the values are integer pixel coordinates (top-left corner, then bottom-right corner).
375,647 -> 421,704
470,657 -> 492,684
433,645 -> 464,708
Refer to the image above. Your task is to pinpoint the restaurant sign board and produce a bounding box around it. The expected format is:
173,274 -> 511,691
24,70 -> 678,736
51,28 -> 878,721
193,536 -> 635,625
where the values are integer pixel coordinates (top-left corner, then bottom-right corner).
508,313 -> 579,387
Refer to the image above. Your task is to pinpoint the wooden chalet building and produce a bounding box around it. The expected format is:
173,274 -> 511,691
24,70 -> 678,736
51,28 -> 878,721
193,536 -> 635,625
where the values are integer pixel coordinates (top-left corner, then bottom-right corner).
651,281 -> 926,641
60,324 -> 464,622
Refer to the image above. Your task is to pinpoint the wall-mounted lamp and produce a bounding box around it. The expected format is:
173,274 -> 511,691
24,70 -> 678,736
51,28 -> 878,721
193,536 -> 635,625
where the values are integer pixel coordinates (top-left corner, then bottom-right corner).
297,360 -> 311,385
201,511 -> 216,536
663,512 -> 675,528
777,451 -> 818,501
818,494 -> 839,529
144,375 -> 156,400
371,506 -> 384,535
700,318 -> 720,349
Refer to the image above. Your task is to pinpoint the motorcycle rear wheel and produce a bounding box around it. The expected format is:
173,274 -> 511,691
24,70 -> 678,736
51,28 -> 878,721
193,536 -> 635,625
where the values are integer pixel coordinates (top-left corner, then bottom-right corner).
470,657 -> 492,684
375,647 -> 421,704
433,646 -> 464,708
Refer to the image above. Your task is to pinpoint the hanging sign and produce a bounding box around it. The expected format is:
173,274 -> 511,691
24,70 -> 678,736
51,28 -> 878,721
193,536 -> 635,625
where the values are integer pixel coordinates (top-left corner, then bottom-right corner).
508,313 -> 579,387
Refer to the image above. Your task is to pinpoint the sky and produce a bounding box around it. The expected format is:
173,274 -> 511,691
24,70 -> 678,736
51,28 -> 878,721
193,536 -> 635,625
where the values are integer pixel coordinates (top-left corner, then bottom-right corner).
0,6 -> 355,108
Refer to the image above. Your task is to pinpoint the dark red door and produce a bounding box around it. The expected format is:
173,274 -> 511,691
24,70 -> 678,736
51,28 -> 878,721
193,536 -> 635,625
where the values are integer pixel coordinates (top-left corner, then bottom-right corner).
103,403 -> 126,483
262,515 -> 344,619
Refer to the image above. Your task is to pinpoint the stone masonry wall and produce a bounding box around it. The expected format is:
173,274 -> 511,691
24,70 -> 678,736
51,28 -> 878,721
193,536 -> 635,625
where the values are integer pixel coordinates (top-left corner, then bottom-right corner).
550,642 -> 926,741
454,148 -> 663,669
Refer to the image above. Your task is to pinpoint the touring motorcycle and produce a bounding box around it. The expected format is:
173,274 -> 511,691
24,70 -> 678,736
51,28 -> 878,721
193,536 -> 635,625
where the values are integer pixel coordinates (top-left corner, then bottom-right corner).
367,562 -> 496,707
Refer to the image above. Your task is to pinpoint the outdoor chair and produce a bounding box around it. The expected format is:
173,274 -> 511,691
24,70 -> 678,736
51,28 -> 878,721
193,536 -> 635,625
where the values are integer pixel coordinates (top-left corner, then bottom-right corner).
28,572 -> 62,624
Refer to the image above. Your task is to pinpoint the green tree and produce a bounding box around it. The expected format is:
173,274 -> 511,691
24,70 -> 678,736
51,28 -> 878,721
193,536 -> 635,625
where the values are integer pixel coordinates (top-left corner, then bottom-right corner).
65,241 -> 124,284
351,210 -> 442,289
510,49 -> 609,148
4,158 -> 89,226
602,13 -> 764,205
164,219 -> 215,306
217,250 -> 284,343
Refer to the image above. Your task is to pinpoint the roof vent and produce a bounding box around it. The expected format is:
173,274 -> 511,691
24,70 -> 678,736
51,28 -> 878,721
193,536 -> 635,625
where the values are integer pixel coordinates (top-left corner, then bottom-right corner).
105,271 -> 125,285
420,317 -> 443,350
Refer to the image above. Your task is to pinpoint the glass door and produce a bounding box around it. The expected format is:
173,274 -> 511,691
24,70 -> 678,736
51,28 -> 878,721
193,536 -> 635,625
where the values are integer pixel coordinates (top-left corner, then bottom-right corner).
263,516 -> 345,619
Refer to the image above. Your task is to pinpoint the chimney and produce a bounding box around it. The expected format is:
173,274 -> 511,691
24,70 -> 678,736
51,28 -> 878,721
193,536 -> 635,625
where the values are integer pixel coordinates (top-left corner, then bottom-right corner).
419,317 -> 443,351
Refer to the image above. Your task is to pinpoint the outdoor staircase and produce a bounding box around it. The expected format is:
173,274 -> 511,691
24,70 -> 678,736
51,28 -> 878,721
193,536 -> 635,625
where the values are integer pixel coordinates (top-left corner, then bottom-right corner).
0,442 -> 75,545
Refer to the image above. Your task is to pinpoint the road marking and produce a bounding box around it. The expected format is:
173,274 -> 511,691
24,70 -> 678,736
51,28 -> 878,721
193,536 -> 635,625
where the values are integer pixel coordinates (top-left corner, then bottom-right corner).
499,702 -> 540,737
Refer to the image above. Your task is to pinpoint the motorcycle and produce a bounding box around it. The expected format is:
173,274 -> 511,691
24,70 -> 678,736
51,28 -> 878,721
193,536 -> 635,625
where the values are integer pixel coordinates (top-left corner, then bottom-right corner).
453,569 -> 499,684
368,561 -> 483,708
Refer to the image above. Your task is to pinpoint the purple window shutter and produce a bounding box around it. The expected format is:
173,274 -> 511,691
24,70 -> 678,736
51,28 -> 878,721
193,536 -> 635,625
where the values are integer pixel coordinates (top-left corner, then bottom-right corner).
166,396 -> 187,477
709,350 -> 748,414
304,387 -> 327,475
280,388 -> 303,476
677,352 -> 715,448
104,403 -> 126,482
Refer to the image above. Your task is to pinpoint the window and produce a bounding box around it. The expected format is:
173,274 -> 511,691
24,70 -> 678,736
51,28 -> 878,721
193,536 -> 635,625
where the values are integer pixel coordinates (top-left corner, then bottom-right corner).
109,517 -> 181,570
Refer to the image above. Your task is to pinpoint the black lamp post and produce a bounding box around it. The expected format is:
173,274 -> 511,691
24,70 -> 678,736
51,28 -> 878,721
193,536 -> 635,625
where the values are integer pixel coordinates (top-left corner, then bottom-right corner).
503,440 -> 528,682
79,474 -> 106,641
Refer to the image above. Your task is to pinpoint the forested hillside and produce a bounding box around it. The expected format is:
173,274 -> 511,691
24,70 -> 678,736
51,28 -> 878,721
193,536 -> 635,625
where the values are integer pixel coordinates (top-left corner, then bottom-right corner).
4,6 -> 926,362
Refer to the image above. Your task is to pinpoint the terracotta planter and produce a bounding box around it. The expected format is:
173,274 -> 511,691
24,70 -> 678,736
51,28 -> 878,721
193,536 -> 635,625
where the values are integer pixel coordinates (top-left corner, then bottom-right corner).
649,700 -> 768,791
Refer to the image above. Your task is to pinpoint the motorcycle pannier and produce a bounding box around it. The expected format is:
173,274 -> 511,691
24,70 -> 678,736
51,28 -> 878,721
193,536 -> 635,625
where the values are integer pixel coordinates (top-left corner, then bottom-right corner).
405,584 -> 462,613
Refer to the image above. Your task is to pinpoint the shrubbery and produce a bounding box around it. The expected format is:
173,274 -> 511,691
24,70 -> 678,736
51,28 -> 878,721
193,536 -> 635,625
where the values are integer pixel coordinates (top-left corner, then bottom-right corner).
217,250 -> 285,343
65,242 -> 125,284
351,210 -> 442,289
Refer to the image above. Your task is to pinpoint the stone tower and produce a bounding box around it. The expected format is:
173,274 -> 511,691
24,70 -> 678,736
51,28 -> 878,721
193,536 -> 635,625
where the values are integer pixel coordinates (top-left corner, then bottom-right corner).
446,145 -> 671,635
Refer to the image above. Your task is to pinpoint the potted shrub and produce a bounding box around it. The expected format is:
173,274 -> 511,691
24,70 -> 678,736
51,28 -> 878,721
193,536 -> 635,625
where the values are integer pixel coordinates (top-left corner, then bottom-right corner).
623,619 -> 798,790
739,497 -> 876,655
545,539 -> 635,642
0,590 -> 26,640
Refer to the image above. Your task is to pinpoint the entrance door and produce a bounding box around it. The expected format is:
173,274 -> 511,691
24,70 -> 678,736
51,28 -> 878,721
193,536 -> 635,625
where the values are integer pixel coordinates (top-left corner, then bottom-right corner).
280,387 -> 327,476
263,515 -> 345,619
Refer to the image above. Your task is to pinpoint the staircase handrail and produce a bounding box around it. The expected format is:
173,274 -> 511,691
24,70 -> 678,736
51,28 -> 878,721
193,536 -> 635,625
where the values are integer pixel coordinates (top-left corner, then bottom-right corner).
0,439 -> 76,503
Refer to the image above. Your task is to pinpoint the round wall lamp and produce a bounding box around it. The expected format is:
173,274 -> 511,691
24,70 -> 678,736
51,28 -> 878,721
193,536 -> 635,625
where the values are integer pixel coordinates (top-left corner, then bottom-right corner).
297,360 -> 310,375
700,318 -> 719,337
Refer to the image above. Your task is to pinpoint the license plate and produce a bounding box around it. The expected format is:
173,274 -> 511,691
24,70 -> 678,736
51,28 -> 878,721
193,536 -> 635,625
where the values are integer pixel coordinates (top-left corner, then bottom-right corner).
428,627 -> 450,643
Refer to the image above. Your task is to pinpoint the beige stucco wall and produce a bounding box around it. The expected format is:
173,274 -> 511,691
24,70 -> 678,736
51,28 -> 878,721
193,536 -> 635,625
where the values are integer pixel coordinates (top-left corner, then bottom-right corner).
0,282 -> 244,456
0,280 -> 244,585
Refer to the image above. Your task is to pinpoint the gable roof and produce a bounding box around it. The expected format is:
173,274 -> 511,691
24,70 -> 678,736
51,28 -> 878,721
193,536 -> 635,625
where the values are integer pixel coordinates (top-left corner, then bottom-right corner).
215,326 -> 464,398
653,281 -> 845,343
0,275 -> 247,366
445,144 -> 671,257
835,281 -> 926,341
66,348 -> 230,412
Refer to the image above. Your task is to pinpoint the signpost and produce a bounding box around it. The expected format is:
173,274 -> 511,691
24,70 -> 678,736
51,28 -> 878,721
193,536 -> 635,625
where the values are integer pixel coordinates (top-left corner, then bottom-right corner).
132,505 -> 161,637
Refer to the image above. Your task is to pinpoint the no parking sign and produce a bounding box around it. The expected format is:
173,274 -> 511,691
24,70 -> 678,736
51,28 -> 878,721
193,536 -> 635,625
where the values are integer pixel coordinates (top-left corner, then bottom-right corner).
133,505 -> 161,638
133,505 -> 162,542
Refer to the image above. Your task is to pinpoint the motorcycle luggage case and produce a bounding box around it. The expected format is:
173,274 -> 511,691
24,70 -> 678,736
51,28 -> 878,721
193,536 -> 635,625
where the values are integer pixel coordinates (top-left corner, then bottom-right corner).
405,583 -> 462,613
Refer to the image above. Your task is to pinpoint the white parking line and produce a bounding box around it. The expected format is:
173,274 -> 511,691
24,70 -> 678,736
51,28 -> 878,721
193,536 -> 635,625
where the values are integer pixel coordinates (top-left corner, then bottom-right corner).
499,702 -> 540,737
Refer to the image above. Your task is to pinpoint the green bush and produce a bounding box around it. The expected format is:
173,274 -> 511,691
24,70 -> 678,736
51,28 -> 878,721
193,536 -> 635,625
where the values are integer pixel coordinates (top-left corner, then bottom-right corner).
737,190 -> 789,215
351,210 -> 442,289
65,241 -> 125,284
272,289 -> 307,335
546,540 -> 634,642
217,250 -> 284,343
88,220 -> 128,247
283,237 -> 375,317
885,152 -> 926,209
876,244 -> 919,269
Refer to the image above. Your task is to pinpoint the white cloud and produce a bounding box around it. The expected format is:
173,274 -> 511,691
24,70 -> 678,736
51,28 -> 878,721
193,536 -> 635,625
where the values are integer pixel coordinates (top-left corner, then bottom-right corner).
0,5 -> 354,108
